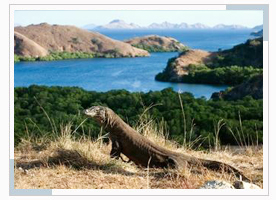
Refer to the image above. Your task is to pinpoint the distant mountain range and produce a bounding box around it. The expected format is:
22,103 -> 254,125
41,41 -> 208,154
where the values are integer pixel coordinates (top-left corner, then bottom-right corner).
95,19 -> 141,29
252,25 -> 263,31
83,19 -> 261,30
82,23 -> 97,30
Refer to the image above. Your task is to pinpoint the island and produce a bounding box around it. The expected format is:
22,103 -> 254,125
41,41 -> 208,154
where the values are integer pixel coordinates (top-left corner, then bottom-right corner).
14,23 -> 149,62
124,35 -> 189,52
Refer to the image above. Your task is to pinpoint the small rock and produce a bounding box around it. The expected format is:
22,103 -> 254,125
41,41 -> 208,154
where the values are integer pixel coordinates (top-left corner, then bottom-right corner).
199,180 -> 234,189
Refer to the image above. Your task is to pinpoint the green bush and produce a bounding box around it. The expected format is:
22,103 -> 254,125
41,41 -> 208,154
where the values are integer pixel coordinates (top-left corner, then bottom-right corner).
210,37 -> 263,68
180,65 -> 262,85
156,64 -> 262,85
132,43 -> 189,53
14,50 -> 135,62
14,55 -> 20,62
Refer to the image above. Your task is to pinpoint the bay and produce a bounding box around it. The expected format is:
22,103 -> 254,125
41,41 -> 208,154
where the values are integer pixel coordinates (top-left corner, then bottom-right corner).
14,29 -> 253,98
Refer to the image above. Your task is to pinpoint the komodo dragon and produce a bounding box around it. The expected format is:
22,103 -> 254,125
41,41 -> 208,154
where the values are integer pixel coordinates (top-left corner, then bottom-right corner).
83,106 -> 249,180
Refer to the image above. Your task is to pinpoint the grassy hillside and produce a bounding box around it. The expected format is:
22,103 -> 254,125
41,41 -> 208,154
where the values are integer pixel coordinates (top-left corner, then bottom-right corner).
156,64 -> 262,85
212,74 -> 263,101
155,37 -> 263,85
211,37 -> 263,68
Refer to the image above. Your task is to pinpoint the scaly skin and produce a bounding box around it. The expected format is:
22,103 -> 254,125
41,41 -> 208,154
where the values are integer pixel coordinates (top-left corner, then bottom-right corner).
84,106 -> 249,181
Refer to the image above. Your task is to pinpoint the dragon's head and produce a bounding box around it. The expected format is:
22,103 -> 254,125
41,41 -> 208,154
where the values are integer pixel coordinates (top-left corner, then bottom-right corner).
83,106 -> 107,124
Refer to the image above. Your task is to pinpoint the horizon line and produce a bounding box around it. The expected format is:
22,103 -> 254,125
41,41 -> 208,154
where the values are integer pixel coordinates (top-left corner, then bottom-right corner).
14,21 -> 263,29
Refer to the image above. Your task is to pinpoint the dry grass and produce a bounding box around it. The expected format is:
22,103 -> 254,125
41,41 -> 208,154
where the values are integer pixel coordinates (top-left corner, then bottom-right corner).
14,119 -> 263,189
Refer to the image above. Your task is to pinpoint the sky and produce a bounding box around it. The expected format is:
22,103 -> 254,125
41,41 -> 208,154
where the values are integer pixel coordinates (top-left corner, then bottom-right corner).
14,10 -> 263,28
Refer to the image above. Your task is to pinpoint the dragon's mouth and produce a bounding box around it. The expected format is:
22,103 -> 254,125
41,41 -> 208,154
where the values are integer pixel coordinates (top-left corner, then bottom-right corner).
83,109 -> 96,117
83,106 -> 107,124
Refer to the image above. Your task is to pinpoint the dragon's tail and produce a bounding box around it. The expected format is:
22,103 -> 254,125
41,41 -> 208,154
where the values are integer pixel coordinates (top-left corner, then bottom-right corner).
199,159 -> 250,182
172,154 -> 250,182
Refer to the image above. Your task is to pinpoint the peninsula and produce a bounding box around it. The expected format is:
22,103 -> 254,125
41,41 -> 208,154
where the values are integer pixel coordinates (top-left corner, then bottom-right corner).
14,23 -> 149,62
155,37 -> 263,86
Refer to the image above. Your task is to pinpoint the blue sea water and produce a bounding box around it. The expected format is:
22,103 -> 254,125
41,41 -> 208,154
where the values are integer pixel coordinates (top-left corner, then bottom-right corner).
98,29 -> 254,51
14,29 -> 253,98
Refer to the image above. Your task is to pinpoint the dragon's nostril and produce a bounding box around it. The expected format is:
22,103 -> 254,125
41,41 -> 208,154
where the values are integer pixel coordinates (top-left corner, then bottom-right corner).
83,109 -> 89,114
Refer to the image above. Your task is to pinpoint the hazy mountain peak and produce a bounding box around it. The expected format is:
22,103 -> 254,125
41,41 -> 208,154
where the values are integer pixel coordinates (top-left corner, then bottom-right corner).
84,20 -> 252,30
82,23 -> 97,30
110,19 -> 126,24
95,19 -> 141,29
252,25 -> 263,31
190,23 -> 210,29
213,24 -> 248,29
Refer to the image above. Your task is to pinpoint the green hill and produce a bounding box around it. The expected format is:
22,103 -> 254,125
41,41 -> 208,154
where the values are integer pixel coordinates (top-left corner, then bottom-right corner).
211,37 -> 263,68
155,37 -> 263,87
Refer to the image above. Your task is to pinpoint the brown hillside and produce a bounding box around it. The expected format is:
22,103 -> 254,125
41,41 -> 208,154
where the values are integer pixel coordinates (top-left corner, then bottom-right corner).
173,49 -> 214,76
125,35 -> 188,52
14,23 -> 149,57
14,31 -> 48,57
157,49 -> 215,81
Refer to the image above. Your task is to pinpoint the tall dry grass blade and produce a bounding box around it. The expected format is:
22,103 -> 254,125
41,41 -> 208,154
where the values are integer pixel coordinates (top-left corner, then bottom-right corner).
228,127 -> 242,148
138,103 -> 162,123
146,156 -> 152,189
34,96 -> 57,135
96,133 -> 109,141
188,119 -> 195,146
52,119 -> 58,137
255,123 -> 259,147
28,118 -> 44,136
192,135 -> 207,150
235,127 -> 244,148
214,119 -> 225,151
24,121 -> 30,140
72,118 -> 88,134
178,92 -> 187,148
238,112 -> 247,148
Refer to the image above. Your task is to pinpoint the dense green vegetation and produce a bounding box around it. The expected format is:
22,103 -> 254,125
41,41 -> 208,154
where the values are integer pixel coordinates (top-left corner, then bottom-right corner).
14,54 -> 36,62
131,43 -> 188,53
14,86 -> 263,148
156,64 -> 262,85
14,50 -> 134,63
213,74 -> 263,101
210,37 -> 263,69
155,37 -> 263,85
